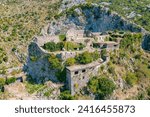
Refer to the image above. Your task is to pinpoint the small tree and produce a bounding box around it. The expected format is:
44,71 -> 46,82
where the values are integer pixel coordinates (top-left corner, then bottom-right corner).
77,51 -> 93,64
43,42 -> 58,52
88,76 -> 116,99
48,55 -> 62,70
64,41 -> 77,51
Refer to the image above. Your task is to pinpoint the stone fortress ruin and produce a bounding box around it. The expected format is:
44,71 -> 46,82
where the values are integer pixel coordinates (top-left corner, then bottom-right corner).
27,28 -> 120,95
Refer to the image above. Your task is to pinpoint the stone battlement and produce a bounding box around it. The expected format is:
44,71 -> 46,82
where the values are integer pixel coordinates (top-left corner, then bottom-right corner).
28,28 -> 119,94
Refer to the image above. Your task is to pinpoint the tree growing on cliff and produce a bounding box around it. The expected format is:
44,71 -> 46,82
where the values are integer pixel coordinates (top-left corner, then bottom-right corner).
48,55 -> 62,70
88,76 -> 116,99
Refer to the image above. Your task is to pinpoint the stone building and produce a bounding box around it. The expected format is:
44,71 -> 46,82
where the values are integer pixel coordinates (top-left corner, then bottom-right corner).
66,28 -> 85,40
33,35 -> 60,46
66,60 -> 103,95
56,51 -> 78,61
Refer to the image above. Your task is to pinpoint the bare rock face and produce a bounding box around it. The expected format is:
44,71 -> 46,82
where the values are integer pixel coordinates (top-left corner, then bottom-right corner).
25,42 -> 58,84
47,4 -> 141,35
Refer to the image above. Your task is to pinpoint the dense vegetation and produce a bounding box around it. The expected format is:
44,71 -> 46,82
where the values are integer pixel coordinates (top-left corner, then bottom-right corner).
0,0 -> 61,69
48,54 -> 62,70
6,77 -> 16,85
48,50 -> 100,82
25,82 -> 44,94
124,72 -> 138,86
43,41 -> 85,52
76,51 -> 100,64
59,90 -> 75,100
65,58 -> 76,66
88,76 -> 116,99
86,0 -> 150,31
110,33 -> 150,79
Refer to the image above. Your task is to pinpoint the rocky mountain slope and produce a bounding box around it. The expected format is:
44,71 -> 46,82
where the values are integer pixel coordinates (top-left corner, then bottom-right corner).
0,0 -> 150,100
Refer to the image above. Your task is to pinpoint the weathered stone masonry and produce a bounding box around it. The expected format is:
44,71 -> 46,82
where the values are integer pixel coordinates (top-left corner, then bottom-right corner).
66,60 -> 103,95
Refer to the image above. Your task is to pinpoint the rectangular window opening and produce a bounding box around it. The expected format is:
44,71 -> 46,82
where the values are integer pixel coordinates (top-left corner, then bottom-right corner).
75,71 -> 79,75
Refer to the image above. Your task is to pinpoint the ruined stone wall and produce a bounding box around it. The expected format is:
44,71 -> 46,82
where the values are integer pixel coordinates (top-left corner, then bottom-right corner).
59,52 -> 77,61
66,57 -> 110,95
67,64 -> 101,95
33,35 -> 60,47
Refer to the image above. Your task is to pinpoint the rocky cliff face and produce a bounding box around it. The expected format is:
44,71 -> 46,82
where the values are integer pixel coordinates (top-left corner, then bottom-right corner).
47,4 -> 141,35
25,42 -> 58,84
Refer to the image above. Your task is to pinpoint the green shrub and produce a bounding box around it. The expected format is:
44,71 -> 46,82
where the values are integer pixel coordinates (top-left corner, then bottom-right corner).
75,51 -> 101,65
125,72 -> 138,86
91,50 -> 100,61
43,42 -> 84,52
64,41 -> 78,51
65,58 -> 76,66
59,91 -> 74,100
12,47 -> 17,52
48,55 -> 62,70
101,49 -> 107,60
2,24 -> 9,32
136,92 -> 146,100
25,82 -> 44,94
6,77 -> 16,85
43,42 -> 59,52
78,43 -> 85,50
88,77 -> 116,99
30,56 -> 38,62
76,51 -> 93,64
55,69 -> 66,82
59,34 -> 66,41
120,33 -> 142,51
44,89 -> 53,97
135,63 -> 150,79
107,62 -> 115,74
56,42 -> 65,50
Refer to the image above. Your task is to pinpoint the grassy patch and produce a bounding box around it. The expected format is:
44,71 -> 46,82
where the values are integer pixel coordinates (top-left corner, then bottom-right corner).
25,82 -> 44,94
